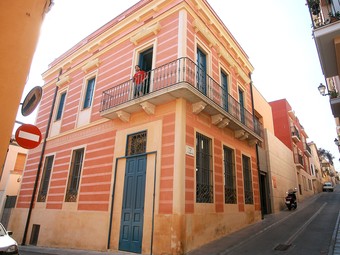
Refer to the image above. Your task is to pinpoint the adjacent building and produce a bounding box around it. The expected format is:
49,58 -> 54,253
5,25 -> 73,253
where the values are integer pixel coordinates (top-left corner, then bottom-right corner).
309,141 -> 325,193
306,0 -> 340,147
0,0 -> 53,178
10,0 -> 264,254
0,139 -> 27,228
270,99 -> 314,201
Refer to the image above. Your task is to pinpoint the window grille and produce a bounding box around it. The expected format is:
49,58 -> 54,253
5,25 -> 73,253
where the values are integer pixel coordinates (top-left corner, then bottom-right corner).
126,131 -> 147,156
242,155 -> 253,204
196,133 -> 213,203
65,148 -> 84,202
224,146 -> 236,204
37,155 -> 54,202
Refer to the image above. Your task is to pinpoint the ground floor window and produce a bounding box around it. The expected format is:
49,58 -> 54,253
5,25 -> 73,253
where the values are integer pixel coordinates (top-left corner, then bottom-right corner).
242,155 -> 253,204
65,148 -> 84,202
196,132 -> 213,203
224,146 -> 236,204
126,131 -> 147,156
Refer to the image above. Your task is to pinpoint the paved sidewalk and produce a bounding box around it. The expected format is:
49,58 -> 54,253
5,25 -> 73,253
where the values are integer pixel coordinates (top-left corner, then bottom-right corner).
19,245 -> 135,255
18,192 -> 340,255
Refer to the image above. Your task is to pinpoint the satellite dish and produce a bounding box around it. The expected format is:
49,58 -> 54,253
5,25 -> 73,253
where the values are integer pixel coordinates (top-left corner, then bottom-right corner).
21,86 -> 42,117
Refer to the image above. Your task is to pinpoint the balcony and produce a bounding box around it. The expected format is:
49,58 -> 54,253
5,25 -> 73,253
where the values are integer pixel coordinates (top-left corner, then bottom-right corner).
304,142 -> 312,157
330,95 -> 340,117
291,126 -> 301,143
294,154 -> 304,170
100,57 -> 263,144
307,0 -> 340,78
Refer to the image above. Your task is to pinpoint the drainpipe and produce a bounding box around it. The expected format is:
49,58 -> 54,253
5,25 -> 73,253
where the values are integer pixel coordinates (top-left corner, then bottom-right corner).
22,68 -> 62,245
249,74 -> 264,220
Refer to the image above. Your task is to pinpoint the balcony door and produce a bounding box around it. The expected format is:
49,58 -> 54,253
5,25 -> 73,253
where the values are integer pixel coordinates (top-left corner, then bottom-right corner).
239,89 -> 245,124
197,48 -> 207,95
138,47 -> 153,94
221,71 -> 228,112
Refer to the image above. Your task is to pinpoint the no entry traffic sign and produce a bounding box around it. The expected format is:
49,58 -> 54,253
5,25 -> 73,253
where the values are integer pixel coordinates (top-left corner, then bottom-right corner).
15,124 -> 42,149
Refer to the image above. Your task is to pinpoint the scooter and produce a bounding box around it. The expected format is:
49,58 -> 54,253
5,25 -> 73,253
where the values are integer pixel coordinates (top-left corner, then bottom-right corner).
285,189 -> 297,210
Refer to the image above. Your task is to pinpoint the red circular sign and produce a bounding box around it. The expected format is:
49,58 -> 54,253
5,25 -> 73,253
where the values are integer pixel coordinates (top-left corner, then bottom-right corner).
15,124 -> 42,149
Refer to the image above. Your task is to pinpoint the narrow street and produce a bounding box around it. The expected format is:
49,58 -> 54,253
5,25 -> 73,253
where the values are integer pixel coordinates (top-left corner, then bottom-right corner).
188,186 -> 340,255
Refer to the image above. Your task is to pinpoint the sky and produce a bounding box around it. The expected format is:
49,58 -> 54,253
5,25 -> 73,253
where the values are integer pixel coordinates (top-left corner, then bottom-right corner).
16,0 -> 339,170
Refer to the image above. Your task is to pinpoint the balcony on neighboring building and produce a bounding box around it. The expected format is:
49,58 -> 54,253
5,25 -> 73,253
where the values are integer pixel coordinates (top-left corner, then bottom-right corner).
304,142 -> 312,157
307,0 -> 340,79
294,153 -> 304,169
291,126 -> 301,143
330,93 -> 340,117
100,57 -> 263,145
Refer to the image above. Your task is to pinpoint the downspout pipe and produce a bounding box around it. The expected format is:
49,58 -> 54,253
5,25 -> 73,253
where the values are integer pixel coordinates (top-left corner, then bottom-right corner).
22,68 -> 62,245
249,74 -> 264,220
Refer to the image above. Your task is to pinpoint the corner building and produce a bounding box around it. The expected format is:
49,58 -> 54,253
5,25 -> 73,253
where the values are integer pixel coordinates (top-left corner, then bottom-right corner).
10,0 -> 264,254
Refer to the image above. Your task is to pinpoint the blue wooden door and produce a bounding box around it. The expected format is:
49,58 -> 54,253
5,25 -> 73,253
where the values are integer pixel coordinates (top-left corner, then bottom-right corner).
197,48 -> 207,95
119,156 -> 146,253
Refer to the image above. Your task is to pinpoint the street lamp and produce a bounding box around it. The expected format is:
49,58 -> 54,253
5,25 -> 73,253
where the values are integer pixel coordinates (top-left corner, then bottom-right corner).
318,83 -> 329,96
334,138 -> 339,147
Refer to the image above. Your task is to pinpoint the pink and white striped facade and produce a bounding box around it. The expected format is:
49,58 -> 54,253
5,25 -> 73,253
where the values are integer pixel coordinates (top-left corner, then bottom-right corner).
10,1 -> 264,254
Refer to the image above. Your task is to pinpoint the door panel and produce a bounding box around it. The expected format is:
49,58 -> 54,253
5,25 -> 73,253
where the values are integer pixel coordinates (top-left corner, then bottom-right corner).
139,48 -> 153,94
197,48 -> 207,95
119,156 -> 146,253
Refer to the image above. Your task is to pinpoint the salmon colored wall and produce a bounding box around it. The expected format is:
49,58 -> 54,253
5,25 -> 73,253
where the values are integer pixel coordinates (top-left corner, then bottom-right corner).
185,103 -> 259,214
270,99 -> 292,150
159,113 -> 176,214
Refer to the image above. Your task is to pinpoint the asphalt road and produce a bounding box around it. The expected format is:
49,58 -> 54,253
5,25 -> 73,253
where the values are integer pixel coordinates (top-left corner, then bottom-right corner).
224,188 -> 340,255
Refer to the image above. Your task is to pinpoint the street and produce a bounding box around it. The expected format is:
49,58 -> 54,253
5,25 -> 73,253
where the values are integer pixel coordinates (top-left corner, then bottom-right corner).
19,187 -> 340,255
188,186 -> 340,255
224,191 -> 338,255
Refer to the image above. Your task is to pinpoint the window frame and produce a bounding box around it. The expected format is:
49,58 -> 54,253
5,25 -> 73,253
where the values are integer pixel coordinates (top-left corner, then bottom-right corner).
223,145 -> 236,204
221,69 -> 229,112
82,76 -> 96,110
56,91 -> 66,121
65,148 -> 85,202
37,155 -> 55,202
242,154 -> 253,204
195,132 -> 213,203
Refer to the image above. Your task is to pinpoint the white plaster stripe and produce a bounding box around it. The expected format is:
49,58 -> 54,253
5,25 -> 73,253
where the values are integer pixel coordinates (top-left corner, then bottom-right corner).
18,130 -> 40,142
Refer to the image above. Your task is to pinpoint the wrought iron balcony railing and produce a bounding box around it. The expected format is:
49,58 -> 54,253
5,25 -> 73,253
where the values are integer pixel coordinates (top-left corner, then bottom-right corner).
307,0 -> 340,28
100,57 -> 263,137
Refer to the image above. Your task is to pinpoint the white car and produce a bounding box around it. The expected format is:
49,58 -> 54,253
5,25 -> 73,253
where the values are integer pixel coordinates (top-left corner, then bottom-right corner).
0,223 -> 19,254
323,182 -> 334,192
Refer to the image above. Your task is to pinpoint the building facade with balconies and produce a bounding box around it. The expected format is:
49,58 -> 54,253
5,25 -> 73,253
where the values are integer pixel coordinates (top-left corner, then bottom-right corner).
269,99 -> 314,201
308,141 -> 325,192
306,0 -> 340,143
9,0 -> 264,254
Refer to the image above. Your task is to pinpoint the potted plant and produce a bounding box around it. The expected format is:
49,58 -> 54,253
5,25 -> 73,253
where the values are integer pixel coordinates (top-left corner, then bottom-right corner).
308,0 -> 320,15
330,90 -> 338,99
329,11 -> 340,22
